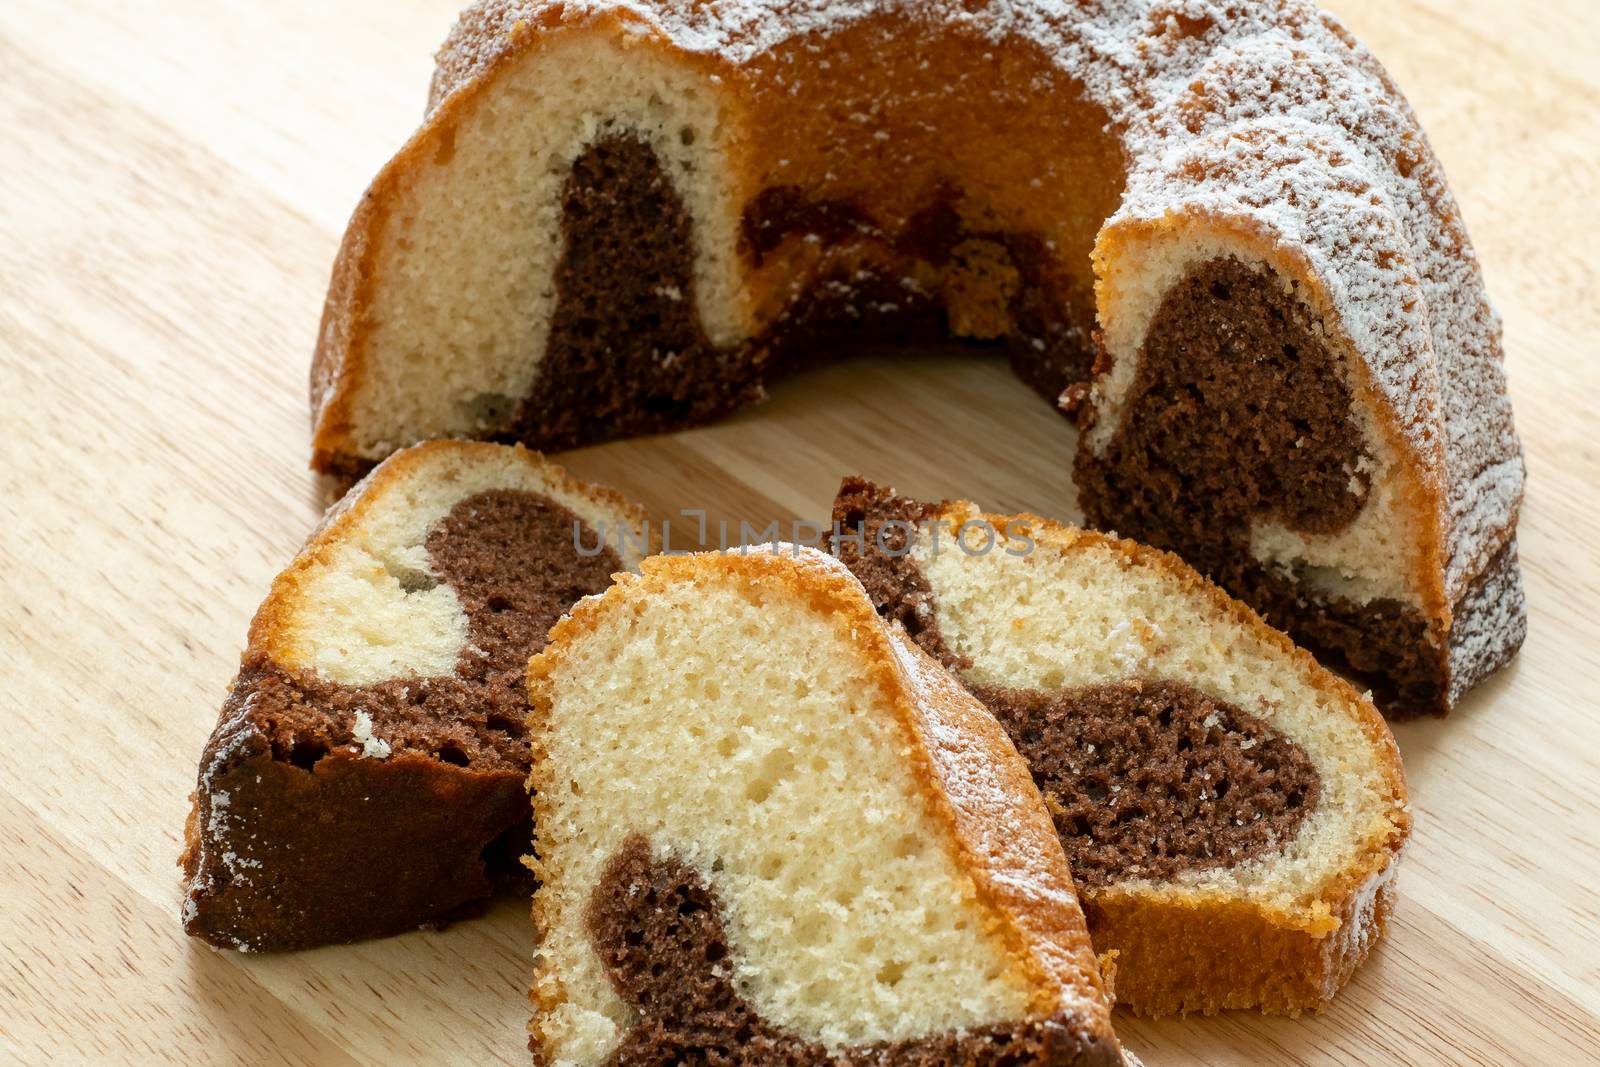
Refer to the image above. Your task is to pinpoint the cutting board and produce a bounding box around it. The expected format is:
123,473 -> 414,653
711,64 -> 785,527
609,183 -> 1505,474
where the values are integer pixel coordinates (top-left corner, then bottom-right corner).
3,1 -> 1598,1063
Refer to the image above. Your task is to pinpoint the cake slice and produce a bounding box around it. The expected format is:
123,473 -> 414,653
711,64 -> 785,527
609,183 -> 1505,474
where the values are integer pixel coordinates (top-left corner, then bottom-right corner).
834,478 -> 1411,1016
525,546 -> 1125,1065
180,441 -> 646,951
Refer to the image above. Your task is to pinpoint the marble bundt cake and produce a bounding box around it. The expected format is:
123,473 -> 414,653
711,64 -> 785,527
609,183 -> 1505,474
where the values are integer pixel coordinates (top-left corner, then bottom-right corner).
834,478 -> 1411,1015
525,545 -> 1124,1064
181,442 -> 646,950
307,0 -> 1523,714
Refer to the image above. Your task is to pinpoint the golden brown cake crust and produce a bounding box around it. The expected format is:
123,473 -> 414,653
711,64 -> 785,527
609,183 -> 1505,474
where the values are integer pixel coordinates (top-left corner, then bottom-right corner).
1083,863 -> 1400,1016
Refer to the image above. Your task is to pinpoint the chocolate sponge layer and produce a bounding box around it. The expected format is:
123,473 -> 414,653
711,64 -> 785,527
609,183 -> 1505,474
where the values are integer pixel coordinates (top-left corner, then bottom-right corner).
581,834 -> 1123,1067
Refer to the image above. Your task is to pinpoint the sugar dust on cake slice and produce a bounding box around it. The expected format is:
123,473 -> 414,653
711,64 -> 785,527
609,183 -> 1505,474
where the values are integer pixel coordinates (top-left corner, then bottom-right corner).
180,441 -> 647,951
834,478 -> 1411,1016
526,546 -> 1126,1065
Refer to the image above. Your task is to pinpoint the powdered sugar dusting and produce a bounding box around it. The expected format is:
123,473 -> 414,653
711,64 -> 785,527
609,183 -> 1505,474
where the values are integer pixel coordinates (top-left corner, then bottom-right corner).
1445,537 -> 1527,701
1320,856 -> 1399,998
181,695 -> 274,950
432,0 -> 1521,601
352,709 -> 393,758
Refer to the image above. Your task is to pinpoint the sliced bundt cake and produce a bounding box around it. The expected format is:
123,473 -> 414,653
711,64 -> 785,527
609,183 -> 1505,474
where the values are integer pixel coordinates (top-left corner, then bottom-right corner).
834,478 -> 1411,1016
307,0 -> 1523,714
181,441 -> 646,951
525,546 -> 1124,1065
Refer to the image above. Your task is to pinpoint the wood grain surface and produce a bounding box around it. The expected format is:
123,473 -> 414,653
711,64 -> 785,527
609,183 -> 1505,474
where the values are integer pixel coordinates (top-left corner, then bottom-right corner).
3,1 -> 1597,1063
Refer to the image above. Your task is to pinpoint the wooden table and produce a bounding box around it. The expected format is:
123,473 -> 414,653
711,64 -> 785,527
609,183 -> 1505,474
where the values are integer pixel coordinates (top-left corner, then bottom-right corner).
3,1 -> 1597,1063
